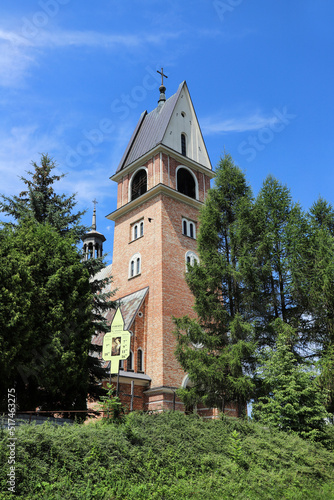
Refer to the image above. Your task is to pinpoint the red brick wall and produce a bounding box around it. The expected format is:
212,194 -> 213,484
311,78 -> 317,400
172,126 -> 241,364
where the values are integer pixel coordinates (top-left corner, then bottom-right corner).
110,152 -> 212,402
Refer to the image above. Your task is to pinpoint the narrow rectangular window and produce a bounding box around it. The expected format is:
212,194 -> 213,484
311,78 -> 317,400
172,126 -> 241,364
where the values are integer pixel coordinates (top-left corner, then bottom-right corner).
134,225 -> 138,239
181,134 -> 186,156
131,260 -> 134,277
183,219 -> 187,235
127,351 -> 133,371
137,349 -> 143,372
140,221 -> 144,237
189,223 -> 194,238
136,257 -> 140,275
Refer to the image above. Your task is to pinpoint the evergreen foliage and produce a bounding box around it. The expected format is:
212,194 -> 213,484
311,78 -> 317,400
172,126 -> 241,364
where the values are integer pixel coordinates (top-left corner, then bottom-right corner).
0,154 -> 114,413
252,319 -> 329,441
174,154 -> 256,413
0,220 -> 94,412
0,153 -> 86,238
83,257 -> 116,398
251,176 -> 307,345
175,152 -> 334,421
304,198 -> 334,349
0,412 -> 333,499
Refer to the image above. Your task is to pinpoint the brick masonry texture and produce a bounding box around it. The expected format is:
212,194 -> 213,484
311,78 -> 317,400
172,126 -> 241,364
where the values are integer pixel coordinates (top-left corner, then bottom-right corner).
107,150 -> 244,417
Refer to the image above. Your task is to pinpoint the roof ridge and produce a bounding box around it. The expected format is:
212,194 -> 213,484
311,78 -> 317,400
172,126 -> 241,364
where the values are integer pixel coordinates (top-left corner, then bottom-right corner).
114,82 -> 186,174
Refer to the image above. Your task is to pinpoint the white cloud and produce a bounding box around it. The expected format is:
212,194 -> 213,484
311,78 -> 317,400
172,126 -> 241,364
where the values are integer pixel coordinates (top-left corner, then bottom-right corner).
0,124 -> 118,215
0,38 -> 36,87
201,112 -> 281,135
0,26 -> 181,87
0,125 -> 62,196
0,26 -> 181,49
57,165 -> 117,208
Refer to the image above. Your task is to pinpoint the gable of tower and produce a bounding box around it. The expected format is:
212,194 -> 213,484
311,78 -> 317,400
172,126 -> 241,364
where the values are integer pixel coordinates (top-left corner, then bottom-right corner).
110,84 -> 215,213
115,81 -> 212,176
161,84 -> 211,169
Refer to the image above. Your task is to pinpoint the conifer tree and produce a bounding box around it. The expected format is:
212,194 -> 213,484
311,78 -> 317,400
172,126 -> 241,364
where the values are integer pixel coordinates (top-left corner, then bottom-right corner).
0,154 -> 114,413
251,176 -> 308,349
0,220 -> 94,412
174,154 -> 256,414
296,199 -> 334,415
252,319 -> 329,441
306,198 -> 334,348
175,154 -> 334,420
0,153 -> 86,238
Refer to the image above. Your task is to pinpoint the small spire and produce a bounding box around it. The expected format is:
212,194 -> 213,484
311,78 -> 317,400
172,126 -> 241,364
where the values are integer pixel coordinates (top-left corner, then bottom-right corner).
92,199 -> 97,230
157,67 -> 168,103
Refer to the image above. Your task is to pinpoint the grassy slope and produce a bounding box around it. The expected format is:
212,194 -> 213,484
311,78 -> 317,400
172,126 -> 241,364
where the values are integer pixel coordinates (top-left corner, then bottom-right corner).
1,411 -> 334,499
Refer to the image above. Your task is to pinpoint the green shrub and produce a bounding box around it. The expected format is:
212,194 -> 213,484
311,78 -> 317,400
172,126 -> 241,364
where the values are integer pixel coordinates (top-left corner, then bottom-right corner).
0,412 -> 333,499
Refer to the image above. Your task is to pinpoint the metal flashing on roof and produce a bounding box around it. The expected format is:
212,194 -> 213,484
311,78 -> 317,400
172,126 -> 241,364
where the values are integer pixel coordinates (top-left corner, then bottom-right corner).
115,82 -> 185,173
92,287 -> 148,344
106,286 -> 148,332
90,263 -> 113,294
115,110 -> 147,175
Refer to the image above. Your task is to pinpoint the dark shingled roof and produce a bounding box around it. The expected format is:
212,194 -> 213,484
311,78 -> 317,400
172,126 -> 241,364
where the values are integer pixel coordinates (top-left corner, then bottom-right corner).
116,82 -> 185,173
108,287 -> 149,331
92,286 -> 149,348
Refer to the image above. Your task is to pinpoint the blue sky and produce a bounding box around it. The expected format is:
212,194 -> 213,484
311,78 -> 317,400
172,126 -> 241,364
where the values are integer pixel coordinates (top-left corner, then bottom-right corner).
1,0 -> 333,263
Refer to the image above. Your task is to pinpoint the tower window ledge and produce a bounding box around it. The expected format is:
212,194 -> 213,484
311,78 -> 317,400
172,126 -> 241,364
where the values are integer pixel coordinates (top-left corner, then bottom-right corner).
128,273 -> 141,281
129,235 -> 144,244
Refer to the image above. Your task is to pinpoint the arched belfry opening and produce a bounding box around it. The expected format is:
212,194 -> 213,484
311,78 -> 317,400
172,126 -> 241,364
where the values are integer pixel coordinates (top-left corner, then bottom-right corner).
177,167 -> 196,199
131,169 -> 147,201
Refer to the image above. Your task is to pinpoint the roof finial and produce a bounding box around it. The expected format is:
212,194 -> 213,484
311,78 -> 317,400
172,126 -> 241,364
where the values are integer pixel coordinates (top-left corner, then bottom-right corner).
157,67 -> 168,103
92,198 -> 98,230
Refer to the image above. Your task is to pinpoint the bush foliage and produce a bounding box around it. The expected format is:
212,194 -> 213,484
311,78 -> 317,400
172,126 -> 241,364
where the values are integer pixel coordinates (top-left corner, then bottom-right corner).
1,411 -> 334,499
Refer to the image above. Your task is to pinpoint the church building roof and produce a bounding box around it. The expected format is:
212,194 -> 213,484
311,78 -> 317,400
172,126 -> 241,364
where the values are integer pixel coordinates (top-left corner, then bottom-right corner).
115,80 -> 212,173
109,286 -> 149,331
116,82 -> 184,173
92,286 -> 149,351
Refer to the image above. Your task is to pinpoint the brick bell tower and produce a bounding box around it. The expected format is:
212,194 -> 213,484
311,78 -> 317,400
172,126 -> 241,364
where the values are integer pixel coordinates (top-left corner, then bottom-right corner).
106,76 -> 214,412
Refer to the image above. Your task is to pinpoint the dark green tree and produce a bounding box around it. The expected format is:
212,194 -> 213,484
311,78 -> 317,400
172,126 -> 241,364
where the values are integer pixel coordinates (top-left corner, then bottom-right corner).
293,198 -> 334,415
305,198 -> 334,349
174,154 -> 256,414
175,153 -> 334,421
318,346 -> 334,419
0,154 -> 114,413
248,176 -> 315,358
0,220 -> 94,412
84,256 -> 116,398
252,319 -> 329,441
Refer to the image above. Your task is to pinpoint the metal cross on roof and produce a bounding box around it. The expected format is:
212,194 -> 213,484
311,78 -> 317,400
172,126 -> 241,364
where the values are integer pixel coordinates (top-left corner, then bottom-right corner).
92,198 -> 98,209
157,67 -> 168,86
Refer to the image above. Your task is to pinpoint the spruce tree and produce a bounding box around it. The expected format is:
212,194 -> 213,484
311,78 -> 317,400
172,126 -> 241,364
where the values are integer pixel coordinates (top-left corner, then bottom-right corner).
174,154 -> 256,414
0,153 -> 86,238
0,154 -> 114,413
251,176 -> 308,349
252,319 -> 329,441
0,220 -> 94,412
